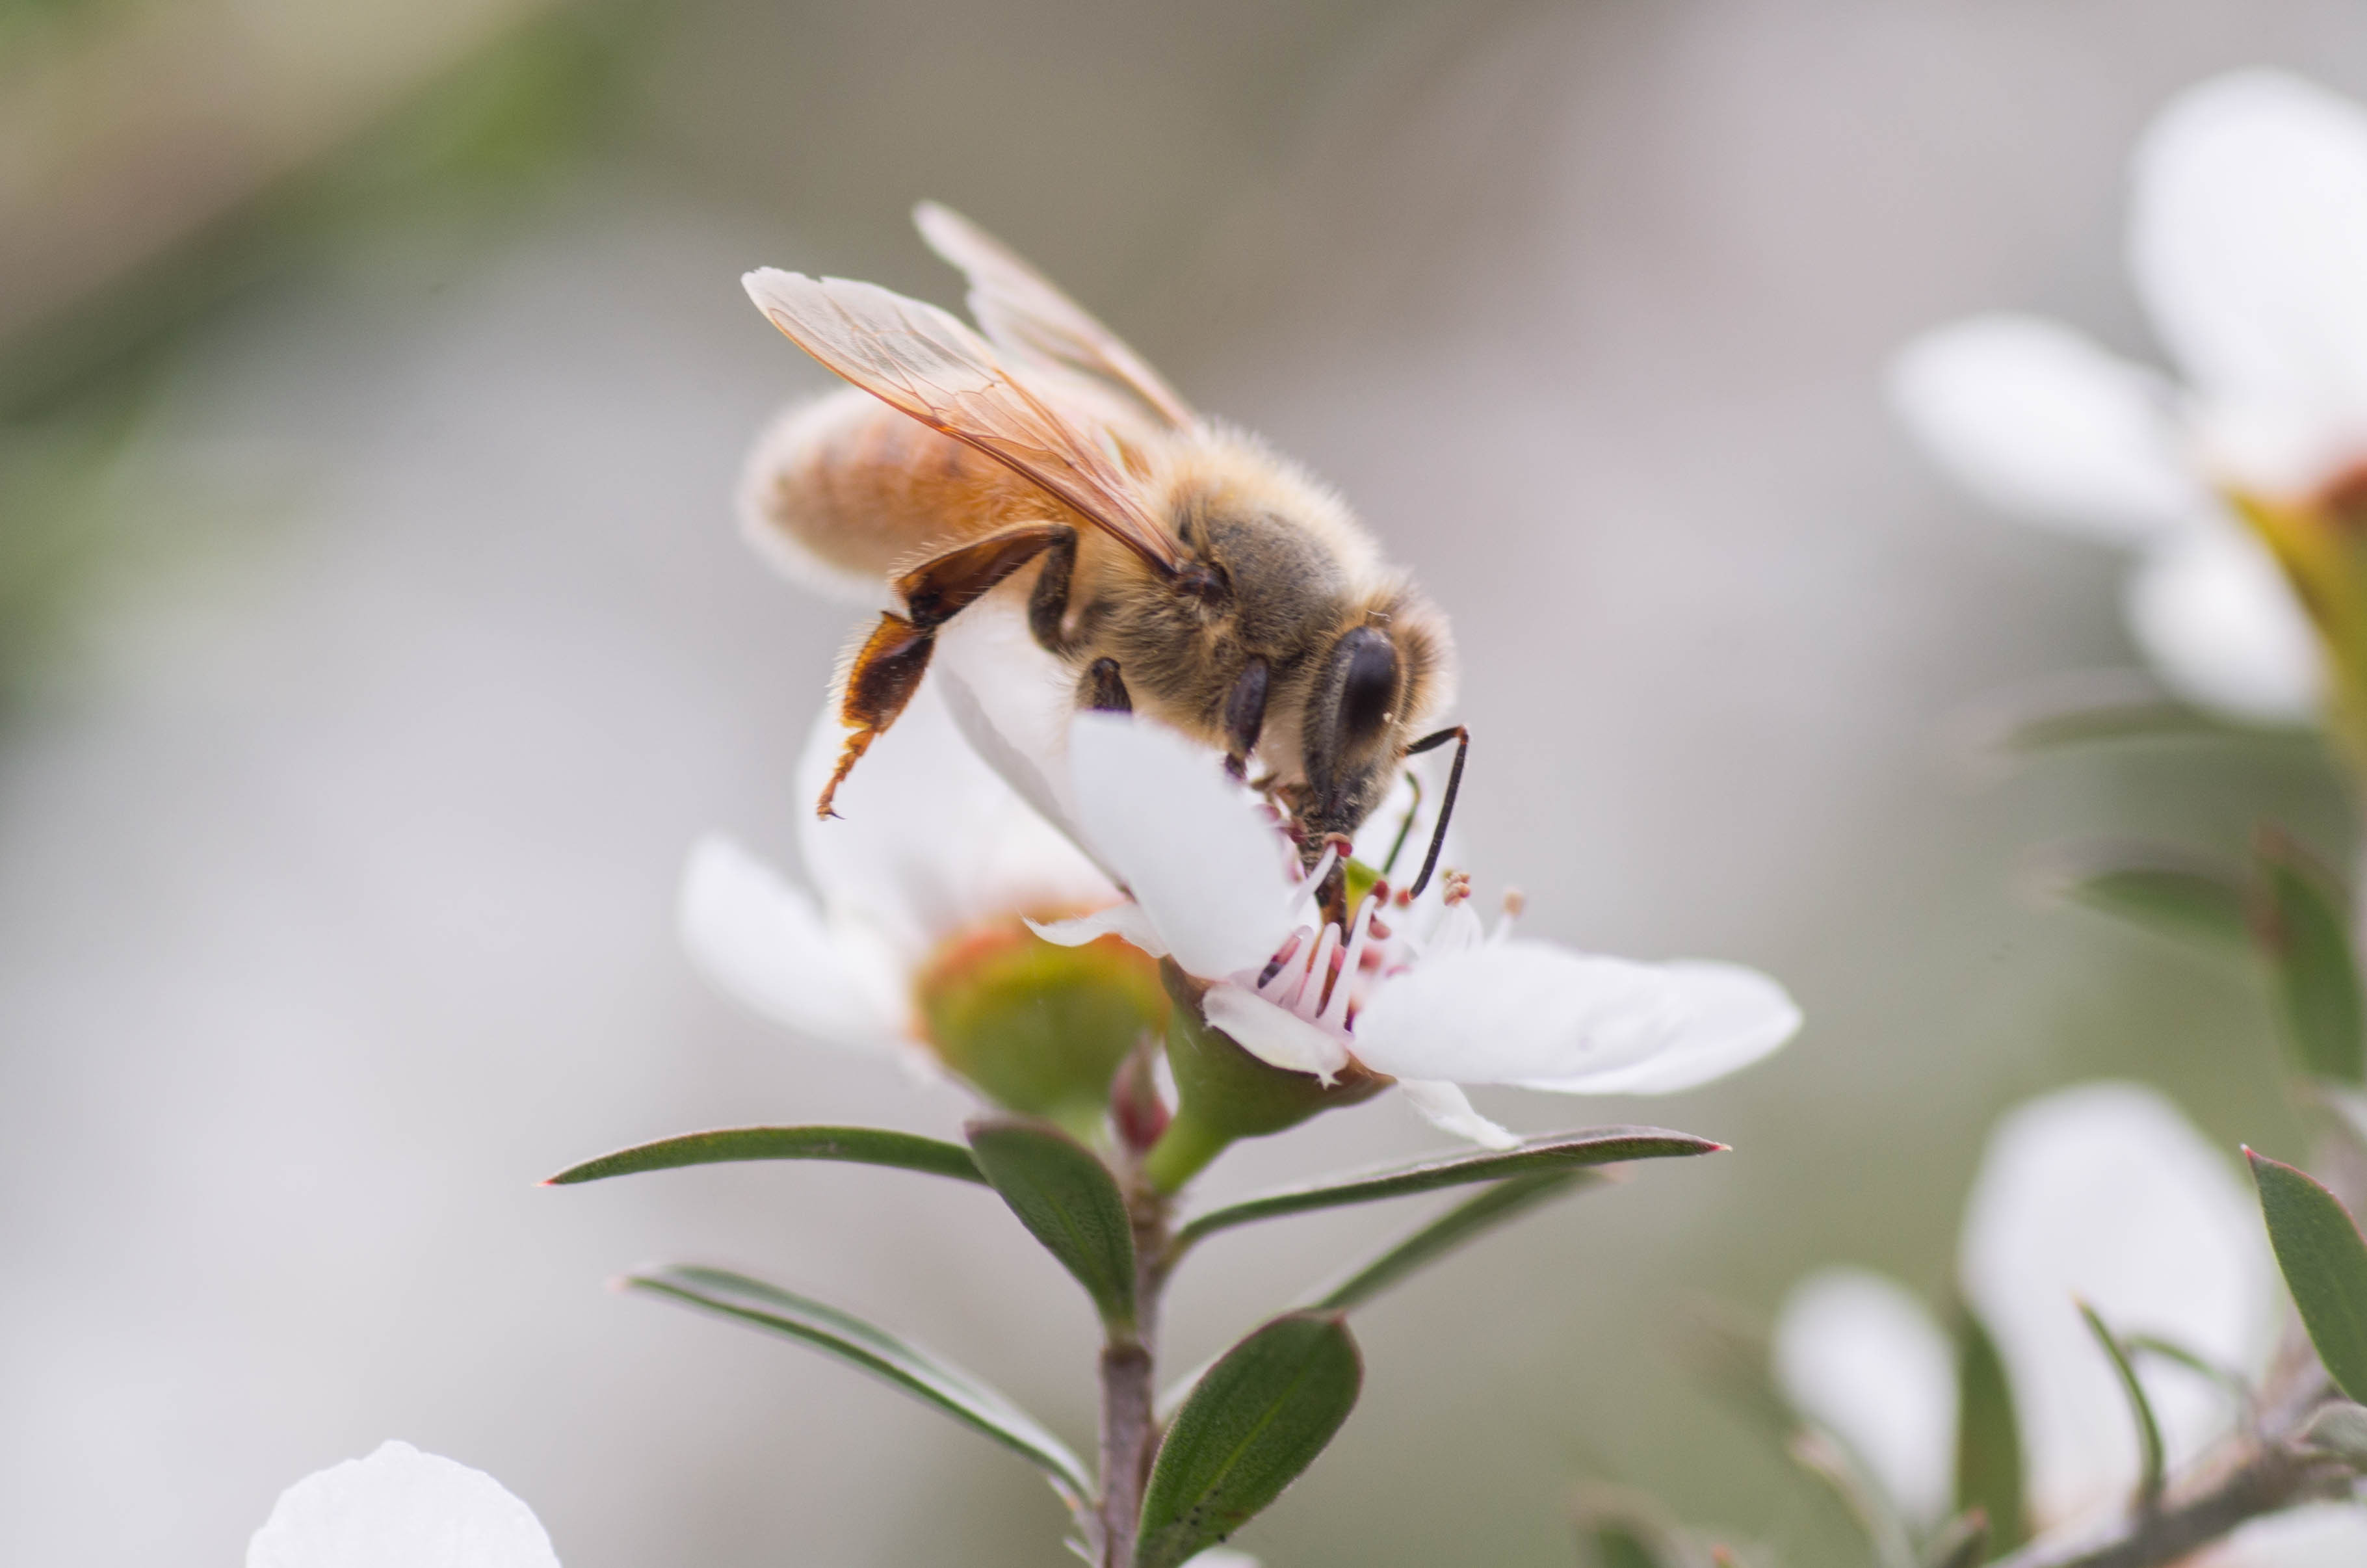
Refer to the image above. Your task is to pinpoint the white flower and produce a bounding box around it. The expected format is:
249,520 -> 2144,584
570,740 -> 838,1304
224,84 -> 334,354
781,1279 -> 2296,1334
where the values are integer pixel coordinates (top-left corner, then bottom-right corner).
1773,1082 -> 2298,1541
1890,68 -> 2367,725
1772,1267 -> 1957,1530
247,1440 -> 558,1567
1961,1082 -> 2278,1524
678,663 -> 1122,1067
2205,1504 -> 2367,1567
1030,712 -> 1801,1147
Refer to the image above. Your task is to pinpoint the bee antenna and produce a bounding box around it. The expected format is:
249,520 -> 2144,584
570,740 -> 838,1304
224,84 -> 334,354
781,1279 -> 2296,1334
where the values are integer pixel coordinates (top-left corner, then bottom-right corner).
1401,725 -> 1469,901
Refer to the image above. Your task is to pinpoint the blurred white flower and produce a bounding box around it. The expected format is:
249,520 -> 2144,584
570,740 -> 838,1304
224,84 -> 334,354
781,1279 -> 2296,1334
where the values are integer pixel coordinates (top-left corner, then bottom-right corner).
1959,1082 -> 2277,1525
1772,1267 -> 1957,1529
1892,68 -> 2367,725
247,1440 -> 558,1568
1773,1082 -> 2290,1541
679,668 -> 1126,1064
2204,1504 -> 2367,1567
1029,712 -> 1801,1147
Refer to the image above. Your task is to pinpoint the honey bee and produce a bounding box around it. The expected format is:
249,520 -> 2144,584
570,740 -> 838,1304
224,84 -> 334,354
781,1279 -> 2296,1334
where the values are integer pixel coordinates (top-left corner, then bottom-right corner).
739,203 -> 1465,890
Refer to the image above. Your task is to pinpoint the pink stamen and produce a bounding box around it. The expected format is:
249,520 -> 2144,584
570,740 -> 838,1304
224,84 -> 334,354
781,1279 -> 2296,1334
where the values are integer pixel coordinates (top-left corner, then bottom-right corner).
1257,925 -> 1315,999
1322,898 -> 1379,1028
1291,921 -> 1343,1016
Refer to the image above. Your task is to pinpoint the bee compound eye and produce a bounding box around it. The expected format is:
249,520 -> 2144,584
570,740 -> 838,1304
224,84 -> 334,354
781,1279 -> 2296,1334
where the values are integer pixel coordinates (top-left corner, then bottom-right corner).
1333,627 -> 1399,745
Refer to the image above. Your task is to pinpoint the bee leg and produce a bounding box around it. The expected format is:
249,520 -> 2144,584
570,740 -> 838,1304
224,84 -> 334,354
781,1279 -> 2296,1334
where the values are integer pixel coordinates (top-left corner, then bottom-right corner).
819,613 -> 934,817
1220,659 -> 1270,779
1399,725 -> 1469,899
1082,658 -> 1131,712
1025,526 -> 1082,653
815,522 -> 1070,818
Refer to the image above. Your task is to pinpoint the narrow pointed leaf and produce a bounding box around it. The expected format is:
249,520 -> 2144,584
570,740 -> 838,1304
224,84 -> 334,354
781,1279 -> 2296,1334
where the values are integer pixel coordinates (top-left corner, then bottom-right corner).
545,1125 -> 984,1186
1171,1127 -> 1720,1253
2249,1149 -> 2367,1402
1306,1170 -> 1600,1312
1963,670 -> 2239,761
626,1264 -> 1090,1506
2301,1401 -> 2367,1467
2077,1301 -> 2164,1504
1922,1511 -> 1989,1568
1677,1298 -> 1790,1439
1577,1517 -> 1676,1568
2029,842 -> 2249,950
1787,1428 -> 1916,1568
967,1117 -> 1137,1331
1953,1303 -> 2025,1552
1134,1313 -> 1361,1567
2123,1332 -> 2251,1404
2255,833 -> 2367,1084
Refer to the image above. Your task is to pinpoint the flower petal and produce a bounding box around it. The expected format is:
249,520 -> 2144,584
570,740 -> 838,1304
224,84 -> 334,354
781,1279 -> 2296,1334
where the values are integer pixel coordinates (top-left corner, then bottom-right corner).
1027,902 -> 1168,958
1772,1268 -> 1957,1529
935,662 -> 1100,876
247,1440 -> 560,1568
1067,714 -> 1299,979
2124,524 -> 2321,724
1350,942 -> 1794,1092
2131,70 -> 2367,491
798,668 -> 1119,958
1890,313 -> 2208,542
1957,1082 -> 2277,1528
678,835 -> 906,1050
1202,982 -> 1351,1082
2207,1504 -> 2367,1567
1517,960 -> 1801,1095
1395,1078 -> 1519,1149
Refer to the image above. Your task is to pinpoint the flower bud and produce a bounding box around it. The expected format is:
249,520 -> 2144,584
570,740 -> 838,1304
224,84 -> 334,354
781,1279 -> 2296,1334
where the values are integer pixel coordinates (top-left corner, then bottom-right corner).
913,918 -> 1166,1136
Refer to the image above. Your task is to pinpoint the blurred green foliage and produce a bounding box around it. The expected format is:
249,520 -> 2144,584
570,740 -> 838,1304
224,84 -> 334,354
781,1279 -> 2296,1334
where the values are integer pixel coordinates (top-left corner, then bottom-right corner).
0,0 -> 645,707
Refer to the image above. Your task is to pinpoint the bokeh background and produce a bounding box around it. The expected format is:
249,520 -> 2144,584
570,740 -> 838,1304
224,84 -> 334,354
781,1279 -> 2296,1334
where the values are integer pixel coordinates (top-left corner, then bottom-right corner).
7,1 -> 2367,1562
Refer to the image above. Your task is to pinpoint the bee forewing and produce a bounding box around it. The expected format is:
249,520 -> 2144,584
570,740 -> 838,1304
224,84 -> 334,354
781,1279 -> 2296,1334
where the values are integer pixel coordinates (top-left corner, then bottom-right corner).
740,268 -> 1181,575
911,201 -> 1197,431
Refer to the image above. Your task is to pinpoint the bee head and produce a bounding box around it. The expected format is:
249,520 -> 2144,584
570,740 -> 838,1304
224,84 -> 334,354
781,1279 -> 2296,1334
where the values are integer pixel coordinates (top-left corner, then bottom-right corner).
1300,625 -> 1404,840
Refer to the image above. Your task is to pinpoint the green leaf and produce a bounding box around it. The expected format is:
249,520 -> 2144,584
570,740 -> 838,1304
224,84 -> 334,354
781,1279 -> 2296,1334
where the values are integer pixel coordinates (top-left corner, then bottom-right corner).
1304,1170 -> 1601,1312
1953,1303 -> 2025,1554
1577,1517 -> 1675,1568
2249,1148 -> 2367,1402
625,1264 -> 1091,1508
2255,832 -> 2367,1084
543,1125 -> 984,1186
966,1117 -> 1138,1331
1134,1313 -> 1362,1567
2030,841 -> 2249,950
1170,1127 -> 1721,1254
2077,1301 -> 2164,1504
1786,1428 -> 1915,1568
2301,1401 -> 2367,1468
1965,670 -> 2240,759
2123,1332 -> 2251,1404
1921,1510 -> 1989,1568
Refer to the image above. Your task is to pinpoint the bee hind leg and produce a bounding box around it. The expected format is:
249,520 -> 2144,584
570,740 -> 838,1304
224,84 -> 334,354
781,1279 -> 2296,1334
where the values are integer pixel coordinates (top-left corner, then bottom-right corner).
815,522 -> 1072,819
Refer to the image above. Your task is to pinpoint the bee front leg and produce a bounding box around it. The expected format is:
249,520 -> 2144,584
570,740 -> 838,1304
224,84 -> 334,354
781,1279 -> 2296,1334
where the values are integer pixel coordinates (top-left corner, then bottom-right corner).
1025,526 -> 1081,653
816,521 -> 1070,818
1220,659 -> 1269,779
1082,657 -> 1131,712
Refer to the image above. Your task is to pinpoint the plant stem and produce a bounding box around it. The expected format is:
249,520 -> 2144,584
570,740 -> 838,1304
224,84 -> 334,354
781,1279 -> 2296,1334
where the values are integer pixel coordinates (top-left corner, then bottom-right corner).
1097,1182 -> 1170,1566
1142,1108 -> 1231,1194
1990,1355 -> 2353,1568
